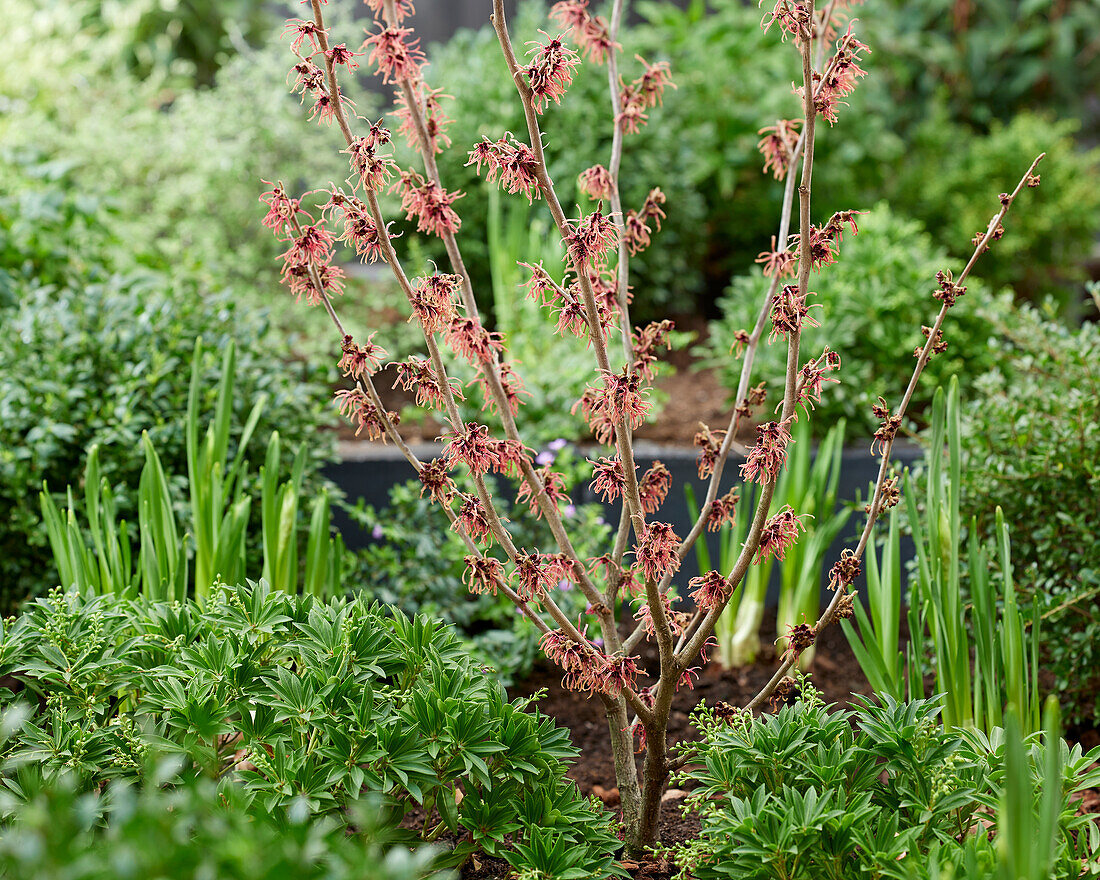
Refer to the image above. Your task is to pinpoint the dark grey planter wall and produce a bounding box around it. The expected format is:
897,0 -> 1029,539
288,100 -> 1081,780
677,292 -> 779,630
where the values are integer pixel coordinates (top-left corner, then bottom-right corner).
324,442 -> 921,607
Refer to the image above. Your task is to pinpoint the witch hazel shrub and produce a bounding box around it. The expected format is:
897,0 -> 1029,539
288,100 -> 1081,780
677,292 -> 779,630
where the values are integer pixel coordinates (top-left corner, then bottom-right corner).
260,0 -> 1042,854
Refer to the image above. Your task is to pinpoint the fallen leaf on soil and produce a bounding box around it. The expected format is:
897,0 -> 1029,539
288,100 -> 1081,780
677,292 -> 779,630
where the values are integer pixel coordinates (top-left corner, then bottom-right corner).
592,784 -> 620,807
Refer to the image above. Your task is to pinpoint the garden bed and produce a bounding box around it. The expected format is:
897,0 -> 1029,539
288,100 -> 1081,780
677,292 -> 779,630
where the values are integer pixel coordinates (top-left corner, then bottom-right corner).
444,610 -> 1100,878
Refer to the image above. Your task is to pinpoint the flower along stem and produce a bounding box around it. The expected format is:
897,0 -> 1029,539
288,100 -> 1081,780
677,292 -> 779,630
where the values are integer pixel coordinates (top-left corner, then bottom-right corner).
264,0 -> 1044,856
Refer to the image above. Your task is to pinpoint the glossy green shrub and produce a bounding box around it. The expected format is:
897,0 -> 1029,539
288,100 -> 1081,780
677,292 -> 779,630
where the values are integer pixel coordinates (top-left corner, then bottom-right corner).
0,584 -> 623,877
702,205 -> 1001,438
888,112 -> 1100,305
670,690 -> 1100,879
955,298 -> 1100,726
863,0 -> 1100,132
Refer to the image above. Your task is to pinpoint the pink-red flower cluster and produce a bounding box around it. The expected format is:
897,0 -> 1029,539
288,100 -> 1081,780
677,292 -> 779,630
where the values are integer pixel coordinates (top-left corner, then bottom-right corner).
795,347 -> 841,414
339,333 -> 386,379
754,506 -> 807,563
284,19 -> 325,55
409,272 -> 461,334
813,27 -> 870,124
590,456 -> 627,502
623,188 -> 667,255
633,591 -> 686,637
638,461 -> 672,514
770,284 -> 821,341
525,31 -> 581,113
577,164 -> 614,201
564,209 -> 620,271
343,131 -> 397,193
393,357 -> 463,409
362,25 -> 425,84
394,85 -> 453,154
464,555 -> 505,595
757,119 -> 801,181
466,134 -> 542,202
635,522 -> 681,583
693,424 -> 725,480
741,419 -> 793,485
444,317 -> 503,366
588,368 -> 651,433
262,186 -> 347,305
631,318 -> 674,382
706,489 -> 739,532
442,422 -> 501,476
516,466 -> 570,518
418,459 -> 454,504
755,236 -> 797,279
617,59 -> 674,134
549,1 -> 619,64
365,0 -> 415,24
455,494 -> 494,545
690,570 -> 733,611
333,388 -> 397,441
513,551 -> 560,600
327,193 -> 385,263
394,169 -> 463,237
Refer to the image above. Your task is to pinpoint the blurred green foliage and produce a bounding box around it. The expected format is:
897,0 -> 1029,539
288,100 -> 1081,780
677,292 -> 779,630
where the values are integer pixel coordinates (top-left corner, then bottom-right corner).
0,772 -> 444,880
702,205 -> 1002,438
0,152 -> 335,613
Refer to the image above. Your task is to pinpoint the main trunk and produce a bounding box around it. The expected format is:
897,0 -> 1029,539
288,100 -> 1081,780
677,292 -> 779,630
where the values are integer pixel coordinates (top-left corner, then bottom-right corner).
606,708 -> 669,858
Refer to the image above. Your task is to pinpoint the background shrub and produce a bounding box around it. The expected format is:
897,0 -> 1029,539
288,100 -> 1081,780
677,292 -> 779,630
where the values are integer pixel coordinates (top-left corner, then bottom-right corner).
0,773 -> 444,880
0,152 -> 334,612
701,205 -> 1002,438
955,297 -> 1100,726
414,0 -> 1100,321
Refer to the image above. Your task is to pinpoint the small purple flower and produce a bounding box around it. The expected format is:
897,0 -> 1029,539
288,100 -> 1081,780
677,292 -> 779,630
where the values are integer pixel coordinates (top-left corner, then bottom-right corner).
593,637 -> 604,648
595,516 -> 605,526
371,523 -> 385,540
548,438 -> 567,452
563,504 -> 576,519
536,450 -> 555,466
557,578 -> 573,591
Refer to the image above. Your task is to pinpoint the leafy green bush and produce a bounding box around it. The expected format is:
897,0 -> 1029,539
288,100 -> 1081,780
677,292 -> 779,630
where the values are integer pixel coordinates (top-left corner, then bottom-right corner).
0,771 -> 443,880
0,8 -> 362,360
417,1 -> 1100,319
887,112 -> 1100,306
0,272 -> 333,612
862,0 -> 1100,133
0,583 -> 623,877
955,298 -> 1100,726
702,205 -> 1002,438
671,690 -> 1100,879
